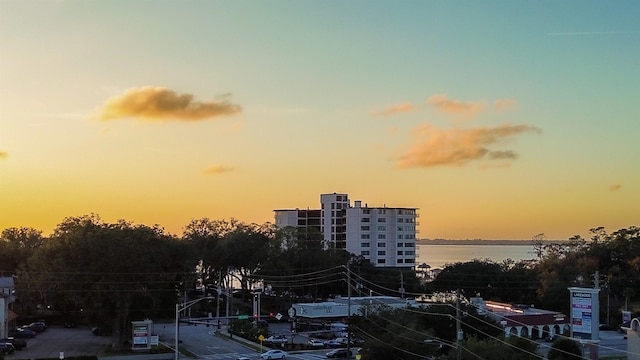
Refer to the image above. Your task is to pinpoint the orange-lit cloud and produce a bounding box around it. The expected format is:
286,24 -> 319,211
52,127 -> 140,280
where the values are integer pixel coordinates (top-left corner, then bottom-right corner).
0,151 -> 7,159
609,184 -> 622,191
203,164 -> 234,175
426,94 -> 488,118
99,86 -> 241,121
373,102 -> 416,116
494,99 -> 517,112
396,124 -> 541,168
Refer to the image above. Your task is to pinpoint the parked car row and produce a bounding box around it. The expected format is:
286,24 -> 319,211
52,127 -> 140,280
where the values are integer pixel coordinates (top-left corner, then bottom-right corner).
0,337 -> 27,350
0,342 -> 16,355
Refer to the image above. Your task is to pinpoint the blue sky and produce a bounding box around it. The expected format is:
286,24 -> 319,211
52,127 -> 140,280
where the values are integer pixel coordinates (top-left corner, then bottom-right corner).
1,1 -> 638,240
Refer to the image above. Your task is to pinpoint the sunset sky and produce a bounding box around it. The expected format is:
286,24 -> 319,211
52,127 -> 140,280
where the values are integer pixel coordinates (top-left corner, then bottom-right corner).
1,1 -> 638,240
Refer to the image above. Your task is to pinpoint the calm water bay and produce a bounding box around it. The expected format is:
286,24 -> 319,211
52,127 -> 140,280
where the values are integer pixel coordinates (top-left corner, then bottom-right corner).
417,244 -> 537,269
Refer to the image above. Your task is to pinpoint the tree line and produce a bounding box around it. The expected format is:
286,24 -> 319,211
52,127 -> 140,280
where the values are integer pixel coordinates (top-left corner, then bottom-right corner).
1,216 -> 638,355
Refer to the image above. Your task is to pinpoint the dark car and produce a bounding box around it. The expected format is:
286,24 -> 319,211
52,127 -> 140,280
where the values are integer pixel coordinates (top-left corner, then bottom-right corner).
326,348 -> 350,358
0,342 -> 16,355
23,322 -> 46,333
10,329 -> 36,338
0,337 -> 26,350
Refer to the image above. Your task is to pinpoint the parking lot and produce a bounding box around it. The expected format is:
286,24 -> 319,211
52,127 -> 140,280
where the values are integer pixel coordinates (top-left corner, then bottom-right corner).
5,326 -> 111,360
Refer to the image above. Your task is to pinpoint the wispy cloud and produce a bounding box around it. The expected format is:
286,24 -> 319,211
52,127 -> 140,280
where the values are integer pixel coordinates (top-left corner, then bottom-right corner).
373,102 -> 416,116
202,164 -> 234,175
0,151 -> 8,159
396,124 -> 541,169
609,184 -> 622,191
98,86 -> 241,121
426,94 -> 488,119
547,31 -> 639,36
493,99 -> 517,112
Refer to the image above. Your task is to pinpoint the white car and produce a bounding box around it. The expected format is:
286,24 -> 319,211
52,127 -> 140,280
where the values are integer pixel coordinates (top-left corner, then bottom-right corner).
260,350 -> 287,359
264,335 -> 289,344
308,339 -> 325,347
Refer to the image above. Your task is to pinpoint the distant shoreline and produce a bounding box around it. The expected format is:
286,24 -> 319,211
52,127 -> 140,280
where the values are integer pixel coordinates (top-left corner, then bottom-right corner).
417,239 -> 566,246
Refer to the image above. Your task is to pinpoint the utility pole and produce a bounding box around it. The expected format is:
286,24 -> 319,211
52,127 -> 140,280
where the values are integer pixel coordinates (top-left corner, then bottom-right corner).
400,271 -> 405,299
347,263 -> 351,359
456,289 -> 462,360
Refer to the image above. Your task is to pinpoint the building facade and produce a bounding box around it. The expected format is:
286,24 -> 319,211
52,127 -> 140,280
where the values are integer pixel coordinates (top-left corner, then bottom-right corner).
274,193 -> 418,268
0,277 -> 16,339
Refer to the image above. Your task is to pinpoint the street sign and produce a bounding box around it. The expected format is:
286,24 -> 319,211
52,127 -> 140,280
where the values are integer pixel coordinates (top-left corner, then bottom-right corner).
238,315 -> 249,320
258,334 -> 265,342
275,313 -> 283,321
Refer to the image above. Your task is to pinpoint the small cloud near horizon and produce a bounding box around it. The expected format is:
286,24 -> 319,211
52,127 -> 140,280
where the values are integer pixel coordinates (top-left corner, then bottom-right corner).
98,86 -> 241,121
373,102 -> 416,116
0,151 -> 8,159
609,184 -> 622,191
426,94 -> 488,119
202,164 -> 234,175
396,124 -> 541,169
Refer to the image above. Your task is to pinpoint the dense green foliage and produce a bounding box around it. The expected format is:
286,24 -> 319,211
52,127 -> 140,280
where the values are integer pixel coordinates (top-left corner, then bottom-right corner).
547,337 -> 583,359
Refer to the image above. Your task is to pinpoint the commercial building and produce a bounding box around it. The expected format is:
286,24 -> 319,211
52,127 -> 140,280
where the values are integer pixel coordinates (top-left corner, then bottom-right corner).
470,297 -> 570,339
274,193 -> 418,268
0,277 -> 16,339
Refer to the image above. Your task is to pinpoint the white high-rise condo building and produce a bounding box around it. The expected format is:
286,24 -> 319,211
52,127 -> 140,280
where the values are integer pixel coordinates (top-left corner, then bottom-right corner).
274,193 -> 419,268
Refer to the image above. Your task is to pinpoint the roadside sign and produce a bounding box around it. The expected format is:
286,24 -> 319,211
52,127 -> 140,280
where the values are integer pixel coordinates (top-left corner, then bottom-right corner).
238,315 -> 249,320
275,313 -> 283,321
258,334 -> 265,342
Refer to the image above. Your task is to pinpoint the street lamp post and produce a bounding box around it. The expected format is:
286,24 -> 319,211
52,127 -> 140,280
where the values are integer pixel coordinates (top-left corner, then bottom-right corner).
175,296 -> 216,360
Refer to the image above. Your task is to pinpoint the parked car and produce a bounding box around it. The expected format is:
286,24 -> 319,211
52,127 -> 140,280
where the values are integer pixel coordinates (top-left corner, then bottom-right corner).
264,335 -> 289,345
308,339 -> 325,348
237,357 -> 251,360
326,348 -> 350,358
23,322 -> 46,333
0,337 -> 26,350
10,329 -> 36,338
260,349 -> 287,359
0,342 -> 16,355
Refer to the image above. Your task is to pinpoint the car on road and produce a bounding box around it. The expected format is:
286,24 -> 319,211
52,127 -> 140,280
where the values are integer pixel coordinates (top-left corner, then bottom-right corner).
260,349 -> 287,359
264,335 -> 289,345
237,357 -> 251,360
326,348 -> 351,358
22,322 -> 46,333
0,337 -> 26,350
0,342 -> 16,355
323,339 -> 342,348
308,339 -> 325,348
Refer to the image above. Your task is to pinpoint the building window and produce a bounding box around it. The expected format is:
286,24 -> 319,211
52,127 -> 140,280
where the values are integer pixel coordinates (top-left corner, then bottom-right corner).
405,258 -> 415,263
397,243 -> 403,247
361,242 -> 370,247
397,226 -> 403,231
363,209 -> 370,214
404,234 -> 415,239
404,243 -> 415,247
405,226 -> 415,231
377,242 -> 386,247
361,234 -> 370,239
362,217 -> 370,223
377,234 -> 386,240
405,250 -> 415,256
397,259 -> 404,264
378,218 -> 386,222
377,259 -> 386,264
398,218 -> 404,223
397,251 -> 403,256
361,250 -> 370,256
377,250 -> 385,256
336,203 -> 342,209
377,225 -> 386,231
398,234 -> 403,240
361,225 -> 369,231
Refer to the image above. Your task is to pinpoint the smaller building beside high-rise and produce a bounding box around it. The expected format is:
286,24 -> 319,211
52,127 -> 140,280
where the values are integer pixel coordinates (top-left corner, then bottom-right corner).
274,193 -> 418,268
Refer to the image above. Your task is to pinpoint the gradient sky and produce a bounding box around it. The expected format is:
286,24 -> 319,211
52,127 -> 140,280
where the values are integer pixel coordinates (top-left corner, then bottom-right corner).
1,1 -> 638,240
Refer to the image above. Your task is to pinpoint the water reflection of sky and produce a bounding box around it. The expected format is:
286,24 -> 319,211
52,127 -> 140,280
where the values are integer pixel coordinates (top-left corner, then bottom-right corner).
417,244 -> 536,269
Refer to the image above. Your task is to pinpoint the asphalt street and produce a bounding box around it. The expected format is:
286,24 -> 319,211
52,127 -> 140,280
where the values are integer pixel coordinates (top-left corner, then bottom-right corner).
4,326 -> 111,360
